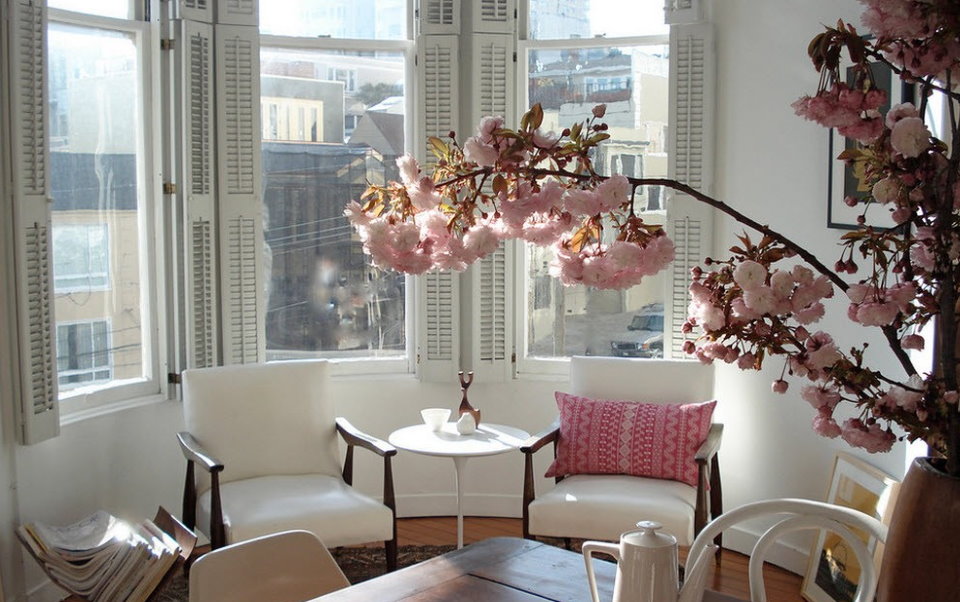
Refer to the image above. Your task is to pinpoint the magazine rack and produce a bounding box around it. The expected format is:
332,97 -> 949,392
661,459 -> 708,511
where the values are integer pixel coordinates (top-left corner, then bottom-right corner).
17,506 -> 196,602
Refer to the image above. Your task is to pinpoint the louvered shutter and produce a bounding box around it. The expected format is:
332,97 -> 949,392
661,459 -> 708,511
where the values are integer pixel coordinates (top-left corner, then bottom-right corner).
469,242 -> 511,381
179,20 -> 219,368
175,0 -> 212,23
215,0 -> 256,26
417,271 -> 460,381
470,0 -> 514,34
664,0 -> 703,25
470,33 -> 514,124
215,24 -> 263,364
418,35 -> 459,165
415,33 -> 461,380
10,0 -> 59,444
666,23 -> 714,358
420,0 -> 459,35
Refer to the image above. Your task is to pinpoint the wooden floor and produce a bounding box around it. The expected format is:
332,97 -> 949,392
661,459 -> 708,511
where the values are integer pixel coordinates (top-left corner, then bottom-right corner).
394,516 -> 805,602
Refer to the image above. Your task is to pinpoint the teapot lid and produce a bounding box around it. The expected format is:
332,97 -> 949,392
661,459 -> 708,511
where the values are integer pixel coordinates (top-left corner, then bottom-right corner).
622,520 -> 677,549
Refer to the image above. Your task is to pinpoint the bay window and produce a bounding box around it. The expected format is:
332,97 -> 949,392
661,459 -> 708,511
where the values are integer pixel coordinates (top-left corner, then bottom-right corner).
3,0 -> 712,444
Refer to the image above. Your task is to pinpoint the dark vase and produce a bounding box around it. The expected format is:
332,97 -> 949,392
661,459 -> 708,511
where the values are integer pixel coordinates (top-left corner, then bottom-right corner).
457,371 -> 481,427
876,457 -> 960,601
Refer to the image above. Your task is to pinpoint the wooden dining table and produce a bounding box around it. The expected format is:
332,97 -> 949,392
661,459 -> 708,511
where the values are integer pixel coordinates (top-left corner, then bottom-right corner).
317,536 -> 743,601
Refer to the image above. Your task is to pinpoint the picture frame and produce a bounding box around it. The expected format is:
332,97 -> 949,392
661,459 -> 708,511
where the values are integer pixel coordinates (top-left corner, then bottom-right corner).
827,57 -> 914,230
801,452 -> 900,602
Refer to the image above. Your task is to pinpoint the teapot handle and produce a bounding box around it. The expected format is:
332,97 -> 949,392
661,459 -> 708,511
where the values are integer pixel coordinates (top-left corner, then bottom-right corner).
582,541 -> 620,602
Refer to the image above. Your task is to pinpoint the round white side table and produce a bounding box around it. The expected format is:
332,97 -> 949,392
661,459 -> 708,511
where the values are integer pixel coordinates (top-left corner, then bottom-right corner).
389,422 -> 529,549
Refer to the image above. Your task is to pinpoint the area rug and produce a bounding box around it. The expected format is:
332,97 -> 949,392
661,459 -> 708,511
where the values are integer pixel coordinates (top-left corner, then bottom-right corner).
152,544 -> 457,601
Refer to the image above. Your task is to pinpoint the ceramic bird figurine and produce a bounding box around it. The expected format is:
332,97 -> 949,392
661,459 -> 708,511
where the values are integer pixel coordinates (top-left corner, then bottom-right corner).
456,412 -> 477,435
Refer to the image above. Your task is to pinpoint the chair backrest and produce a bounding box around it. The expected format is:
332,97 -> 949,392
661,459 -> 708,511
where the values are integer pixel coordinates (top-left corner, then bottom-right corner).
683,498 -> 887,602
188,530 -> 350,602
569,356 -> 715,404
182,360 -> 342,489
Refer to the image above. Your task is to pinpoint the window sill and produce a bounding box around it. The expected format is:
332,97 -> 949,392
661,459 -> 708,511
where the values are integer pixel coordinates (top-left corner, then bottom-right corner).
60,393 -> 171,426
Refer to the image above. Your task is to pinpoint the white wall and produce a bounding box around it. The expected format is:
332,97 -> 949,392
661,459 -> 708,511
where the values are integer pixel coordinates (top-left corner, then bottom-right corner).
0,1 -> 926,599
704,0 -> 913,569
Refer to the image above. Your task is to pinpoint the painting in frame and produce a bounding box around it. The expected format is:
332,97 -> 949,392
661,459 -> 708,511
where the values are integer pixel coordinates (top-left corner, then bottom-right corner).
827,56 -> 914,230
801,452 -> 900,602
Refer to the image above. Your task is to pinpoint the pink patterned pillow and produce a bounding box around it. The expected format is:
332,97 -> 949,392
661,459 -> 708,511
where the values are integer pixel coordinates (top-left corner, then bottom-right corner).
544,392 -> 716,487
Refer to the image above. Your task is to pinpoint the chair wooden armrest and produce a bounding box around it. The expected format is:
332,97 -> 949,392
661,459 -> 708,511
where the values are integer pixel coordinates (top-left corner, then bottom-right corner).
336,417 -> 397,458
335,417 -> 398,571
177,432 -> 224,473
177,431 -> 227,549
521,421 -> 560,540
694,423 -> 724,562
520,422 -> 559,455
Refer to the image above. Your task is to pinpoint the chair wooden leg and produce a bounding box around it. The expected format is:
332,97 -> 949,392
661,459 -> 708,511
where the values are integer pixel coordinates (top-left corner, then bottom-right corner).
385,537 -> 398,572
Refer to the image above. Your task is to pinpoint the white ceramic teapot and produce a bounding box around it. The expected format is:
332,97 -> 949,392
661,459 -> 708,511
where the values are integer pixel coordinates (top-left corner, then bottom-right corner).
583,521 -> 717,602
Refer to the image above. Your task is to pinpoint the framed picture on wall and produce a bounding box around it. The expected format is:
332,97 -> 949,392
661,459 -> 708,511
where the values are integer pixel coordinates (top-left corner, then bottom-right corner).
801,452 -> 900,602
827,58 -> 914,230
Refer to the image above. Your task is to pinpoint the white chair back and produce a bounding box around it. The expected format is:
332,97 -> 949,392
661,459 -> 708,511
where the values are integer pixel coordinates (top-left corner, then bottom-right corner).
188,530 -> 349,602
182,360 -> 342,493
569,356 -> 715,404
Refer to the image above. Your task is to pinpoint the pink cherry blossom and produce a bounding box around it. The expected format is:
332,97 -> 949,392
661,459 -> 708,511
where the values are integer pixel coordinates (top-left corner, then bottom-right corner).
812,407 -> 842,438
564,187 -> 602,216
900,333 -> 924,350
396,155 -> 420,185
733,260 -> 768,291
595,175 -> 630,213
795,302 -> 825,325
890,116 -> 931,157
408,177 -> 441,210
463,137 -> 499,166
805,332 -> 841,370
872,177 -> 901,204
885,102 -> 919,129
743,286 -> 777,315
802,384 -> 841,410
772,380 -> 789,394
840,419 -> 896,453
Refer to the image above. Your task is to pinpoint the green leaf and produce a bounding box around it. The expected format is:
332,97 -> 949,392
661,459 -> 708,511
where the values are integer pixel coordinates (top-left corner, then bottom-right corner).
529,103 -> 544,130
428,136 -> 449,160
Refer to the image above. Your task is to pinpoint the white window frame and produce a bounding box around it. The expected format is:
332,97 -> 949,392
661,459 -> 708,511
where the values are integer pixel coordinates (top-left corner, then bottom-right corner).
48,5 -> 165,414
514,20 -> 673,376
258,3 -> 417,378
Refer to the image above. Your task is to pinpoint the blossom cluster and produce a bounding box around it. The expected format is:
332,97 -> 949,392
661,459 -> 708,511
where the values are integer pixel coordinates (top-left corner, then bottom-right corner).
346,105 -> 673,289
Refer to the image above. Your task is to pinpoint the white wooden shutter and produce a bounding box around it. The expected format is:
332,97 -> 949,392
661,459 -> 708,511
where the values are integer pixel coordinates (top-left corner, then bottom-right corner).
10,0 -> 59,444
469,242 -> 511,381
420,0 -> 459,35
215,24 -> 263,364
471,0 -> 514,34
180,20 -> 219,368
418,35 -> 459,166
416,33 -> 461,380
664,0 -> 703,25
417,271 -> 460,381
666,23 -> 714,358
175,0 -> 213,23
470,33 -> 514,124
215,0 -> 256,26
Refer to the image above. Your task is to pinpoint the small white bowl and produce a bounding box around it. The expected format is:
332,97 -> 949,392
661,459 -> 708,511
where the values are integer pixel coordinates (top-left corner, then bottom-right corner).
420,408 -> 451,431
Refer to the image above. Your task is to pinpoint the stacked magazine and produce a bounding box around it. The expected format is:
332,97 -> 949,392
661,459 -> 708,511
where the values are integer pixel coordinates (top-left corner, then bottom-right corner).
17,510 -> 182,602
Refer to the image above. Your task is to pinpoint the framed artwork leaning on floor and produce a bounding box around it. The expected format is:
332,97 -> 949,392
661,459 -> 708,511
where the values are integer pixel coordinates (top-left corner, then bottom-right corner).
801,452 -> 900,602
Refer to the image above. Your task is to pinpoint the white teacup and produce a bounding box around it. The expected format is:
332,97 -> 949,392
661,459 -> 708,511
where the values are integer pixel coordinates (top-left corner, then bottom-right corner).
420,408 -> 451,431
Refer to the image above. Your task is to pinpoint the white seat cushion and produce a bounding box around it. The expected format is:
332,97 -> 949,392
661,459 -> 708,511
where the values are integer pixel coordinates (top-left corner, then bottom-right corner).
528,474 -> 697,545
197,474 -> 394,548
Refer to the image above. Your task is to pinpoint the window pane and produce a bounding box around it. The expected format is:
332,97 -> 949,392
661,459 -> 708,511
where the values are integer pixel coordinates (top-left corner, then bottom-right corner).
48,23 -> 148,395
528,0 -> 667,40
525,43 -> 669,359
260,0 -> 407,40
48,0 -> 133,20
261,48 -> 407,360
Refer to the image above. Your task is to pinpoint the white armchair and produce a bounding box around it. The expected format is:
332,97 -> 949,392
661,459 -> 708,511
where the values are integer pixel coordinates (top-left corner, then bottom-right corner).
177,360 -> 398,570
521,356 -> 722,548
